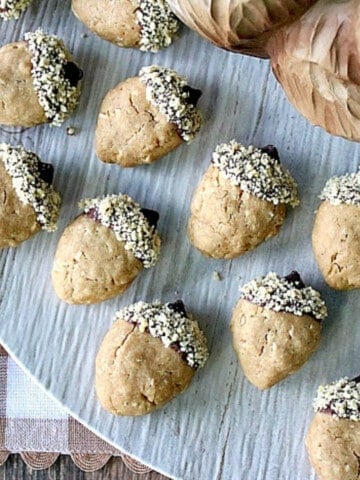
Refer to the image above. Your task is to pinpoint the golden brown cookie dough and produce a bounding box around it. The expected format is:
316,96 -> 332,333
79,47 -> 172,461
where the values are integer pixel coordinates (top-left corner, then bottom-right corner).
0,30 -> 82,127
52,194 -> 161,304
306,377 -> 360,480
230,272 -> 327,390
0,0 -> 33,20
0,159 -> 39,247
95,65 -> 202,167
188,165 -> 286,259
72,0 -> 180,52
312,172 -> 360,290
95,300 -> 209,416
0,144 -> 61,248
72,0 -> 140,48
188,142 -> 299,259
0,41 -> 46,127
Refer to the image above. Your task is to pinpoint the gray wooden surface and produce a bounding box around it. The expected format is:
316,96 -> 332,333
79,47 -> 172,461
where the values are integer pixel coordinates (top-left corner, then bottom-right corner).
1,455 -> 168,480
0,1 -> 360,479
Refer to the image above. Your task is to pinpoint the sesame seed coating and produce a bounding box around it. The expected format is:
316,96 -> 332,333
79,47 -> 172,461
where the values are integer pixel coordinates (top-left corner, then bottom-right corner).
117,300 -> 209,369
80,194 -> 160,268
139,65 -> 202,143
24,29 -> 82,126
212,140 -> 299,207
313,377 -> 360,421
239,272 -> 327,321
0,143 -> 61,232
0,0 -> 32,20
320,171 -> 360,206
136,0 -> 180,53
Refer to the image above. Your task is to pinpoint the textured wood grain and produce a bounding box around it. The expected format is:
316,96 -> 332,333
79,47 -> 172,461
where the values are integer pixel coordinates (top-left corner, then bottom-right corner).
0,1 -> 360,479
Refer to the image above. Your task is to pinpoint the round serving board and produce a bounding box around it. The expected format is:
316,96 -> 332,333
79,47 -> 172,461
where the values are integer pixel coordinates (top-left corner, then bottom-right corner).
0,1 -> 359,479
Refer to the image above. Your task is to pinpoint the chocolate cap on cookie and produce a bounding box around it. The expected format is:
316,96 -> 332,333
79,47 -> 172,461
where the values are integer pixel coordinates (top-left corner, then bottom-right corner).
139,65 -> 203,143
117,300 -> 209,369
72,0 -> 179,52
320,171 -> 360,206
24,29 -> 82,126
0,143 -> 61,232
0,0 -> 32,20
136,0 -> 180,52
211,140 -> 299,207
239,271 -> 327,321
313,377 -> 360,421
80,194 -> 161,269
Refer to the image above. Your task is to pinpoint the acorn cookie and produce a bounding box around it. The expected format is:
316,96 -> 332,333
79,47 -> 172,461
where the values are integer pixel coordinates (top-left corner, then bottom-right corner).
95,300 -> 209,416
188,141 -> 299,259
0,29 -> 83,127
95,65 -> 202,167
72,0 -> 180,52
0,143 -> 61,248
312,172 -> 360,290
230,271 -> 327,390
52,194 -> 161,304
306,377 -> 360,480
0,0 -> 33,20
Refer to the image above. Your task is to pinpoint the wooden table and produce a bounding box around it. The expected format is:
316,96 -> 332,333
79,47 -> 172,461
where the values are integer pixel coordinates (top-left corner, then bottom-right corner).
1,455 -> 168,480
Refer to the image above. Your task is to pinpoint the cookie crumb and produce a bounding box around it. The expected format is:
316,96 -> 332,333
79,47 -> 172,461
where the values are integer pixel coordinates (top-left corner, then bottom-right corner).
239,272 -> 327,321
320,171 -> 360,206
118,300 -> 209,369
212,140 -> 299,207
24,29 -> 82,126
80,194 -> 160,268
0,143 -> 61,231
0,0 -> 32,20
66,126 -> 77,136
136,0 -> 180,52
313,377 -> 360,421
212,271 -> 222,281
139,65 -> 202,143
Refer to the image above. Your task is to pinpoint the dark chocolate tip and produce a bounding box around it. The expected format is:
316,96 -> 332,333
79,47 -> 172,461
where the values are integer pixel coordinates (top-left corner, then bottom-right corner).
170,341 -> 188,363
261,145 -> 280,162
183,86 -> 202,107
85,207 -> 99,222
62,62 -> 83,87
38,162 -> 54,185
167,300 -> 187,317
319,407 -> 334,416
284,271 -> 306,289
140,208 -> 159,229
352,375 -> 360,383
